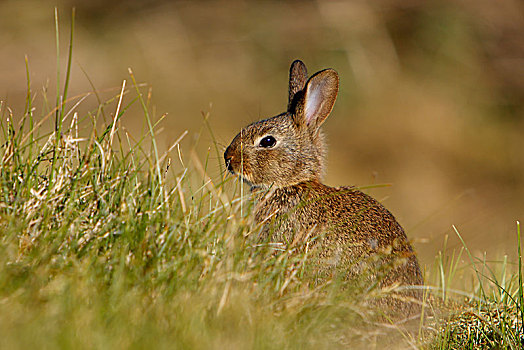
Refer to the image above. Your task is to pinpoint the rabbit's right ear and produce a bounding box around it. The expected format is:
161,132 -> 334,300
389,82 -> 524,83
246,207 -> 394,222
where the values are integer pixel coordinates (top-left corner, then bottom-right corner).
298,69 -> 339,131
287,60 -> 308,110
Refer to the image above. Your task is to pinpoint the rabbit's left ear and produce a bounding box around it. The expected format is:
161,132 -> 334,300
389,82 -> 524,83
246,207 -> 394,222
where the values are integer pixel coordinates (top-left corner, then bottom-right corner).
299,69 -> 339,131
288,60 -> 308,110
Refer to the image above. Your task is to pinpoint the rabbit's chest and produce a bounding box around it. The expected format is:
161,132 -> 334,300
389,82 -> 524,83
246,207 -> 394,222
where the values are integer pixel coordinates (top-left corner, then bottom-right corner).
254,191 -> 328,244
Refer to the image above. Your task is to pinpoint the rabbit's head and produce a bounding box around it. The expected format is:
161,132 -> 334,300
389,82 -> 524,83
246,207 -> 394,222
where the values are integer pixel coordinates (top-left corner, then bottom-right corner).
224,60 -> 339,189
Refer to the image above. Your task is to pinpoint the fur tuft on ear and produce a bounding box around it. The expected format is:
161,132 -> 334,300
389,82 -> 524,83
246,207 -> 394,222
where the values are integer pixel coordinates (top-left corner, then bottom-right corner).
288,60 -> 308,111
302,69 -> 339,131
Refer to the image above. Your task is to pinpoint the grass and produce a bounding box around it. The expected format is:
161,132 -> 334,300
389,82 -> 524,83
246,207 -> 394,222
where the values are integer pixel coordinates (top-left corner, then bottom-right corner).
427,224 -> 524,349
0,10 -> 522,349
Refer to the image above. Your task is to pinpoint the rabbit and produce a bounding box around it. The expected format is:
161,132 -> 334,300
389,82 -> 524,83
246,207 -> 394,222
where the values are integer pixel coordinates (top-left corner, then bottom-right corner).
224,60 -> 423,317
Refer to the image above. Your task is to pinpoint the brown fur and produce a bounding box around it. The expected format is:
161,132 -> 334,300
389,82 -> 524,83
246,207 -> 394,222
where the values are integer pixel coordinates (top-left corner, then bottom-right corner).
224,60 -> 423,318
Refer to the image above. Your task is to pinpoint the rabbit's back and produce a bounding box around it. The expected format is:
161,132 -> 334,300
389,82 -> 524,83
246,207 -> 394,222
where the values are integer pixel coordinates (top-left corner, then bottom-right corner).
255,180 -> 423,291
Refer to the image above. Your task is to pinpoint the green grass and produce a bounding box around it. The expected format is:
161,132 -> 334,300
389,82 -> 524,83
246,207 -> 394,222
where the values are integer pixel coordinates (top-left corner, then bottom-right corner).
427,224 -> 524,349
0,11 -> 522,349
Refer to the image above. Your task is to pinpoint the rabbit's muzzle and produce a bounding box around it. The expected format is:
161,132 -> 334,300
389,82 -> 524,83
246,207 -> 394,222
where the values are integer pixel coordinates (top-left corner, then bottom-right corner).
224,139 -> 255,186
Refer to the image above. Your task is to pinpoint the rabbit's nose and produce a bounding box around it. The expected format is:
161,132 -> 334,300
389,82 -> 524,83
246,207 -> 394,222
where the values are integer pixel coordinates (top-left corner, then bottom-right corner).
225,157 -> 234,173
224,147 -> 235,173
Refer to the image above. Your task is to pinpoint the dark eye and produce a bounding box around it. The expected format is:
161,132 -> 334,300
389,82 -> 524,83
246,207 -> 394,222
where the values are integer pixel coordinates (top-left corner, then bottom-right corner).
259,136 -> 276,148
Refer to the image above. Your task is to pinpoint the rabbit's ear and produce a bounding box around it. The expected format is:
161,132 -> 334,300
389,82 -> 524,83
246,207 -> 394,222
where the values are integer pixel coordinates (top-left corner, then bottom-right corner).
288,60 -> 308,111
301,69 -> 339,130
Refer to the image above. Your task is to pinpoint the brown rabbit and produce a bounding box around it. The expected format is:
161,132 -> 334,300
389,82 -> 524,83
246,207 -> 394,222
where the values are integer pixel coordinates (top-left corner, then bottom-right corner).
224,60 -> 423,317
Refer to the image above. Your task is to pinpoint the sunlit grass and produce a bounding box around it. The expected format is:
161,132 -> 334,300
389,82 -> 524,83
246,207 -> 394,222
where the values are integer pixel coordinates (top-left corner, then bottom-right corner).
426,224 -> 523,349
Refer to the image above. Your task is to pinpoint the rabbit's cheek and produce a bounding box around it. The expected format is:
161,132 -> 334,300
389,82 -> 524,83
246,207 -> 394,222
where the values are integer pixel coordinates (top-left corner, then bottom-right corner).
242,161 -> 252,179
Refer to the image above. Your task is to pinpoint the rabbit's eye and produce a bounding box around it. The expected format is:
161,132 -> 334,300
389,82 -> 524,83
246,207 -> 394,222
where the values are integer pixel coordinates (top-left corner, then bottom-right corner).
259,136 -> 276,148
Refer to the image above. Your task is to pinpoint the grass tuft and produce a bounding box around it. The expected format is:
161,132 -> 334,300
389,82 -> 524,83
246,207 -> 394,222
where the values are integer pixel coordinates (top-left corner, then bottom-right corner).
427,223 -> 524,349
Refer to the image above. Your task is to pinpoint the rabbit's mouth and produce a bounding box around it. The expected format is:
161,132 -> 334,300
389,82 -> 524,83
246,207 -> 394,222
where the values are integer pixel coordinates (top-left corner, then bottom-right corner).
227,162 -> 255,187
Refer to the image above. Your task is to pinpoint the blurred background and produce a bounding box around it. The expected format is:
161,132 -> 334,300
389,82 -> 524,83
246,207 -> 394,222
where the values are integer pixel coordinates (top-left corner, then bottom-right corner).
1,0 -> 523,278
